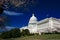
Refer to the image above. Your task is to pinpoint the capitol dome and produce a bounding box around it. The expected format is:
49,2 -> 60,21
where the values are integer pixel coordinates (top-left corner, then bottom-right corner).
29,14 -> 37,23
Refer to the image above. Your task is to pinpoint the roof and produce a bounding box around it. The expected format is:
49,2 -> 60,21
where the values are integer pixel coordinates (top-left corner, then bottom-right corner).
38,17 -> 60,24
20,26 -> 28,29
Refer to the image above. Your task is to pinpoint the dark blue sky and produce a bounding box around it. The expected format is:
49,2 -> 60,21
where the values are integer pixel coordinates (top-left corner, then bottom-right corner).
3,0 -> 60,28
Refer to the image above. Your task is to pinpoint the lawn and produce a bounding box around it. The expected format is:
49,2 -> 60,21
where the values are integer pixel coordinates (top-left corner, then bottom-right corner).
1,34 -> 60,40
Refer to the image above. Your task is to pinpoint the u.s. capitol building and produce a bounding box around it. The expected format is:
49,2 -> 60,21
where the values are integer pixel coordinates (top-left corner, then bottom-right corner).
20,14 -> 60,35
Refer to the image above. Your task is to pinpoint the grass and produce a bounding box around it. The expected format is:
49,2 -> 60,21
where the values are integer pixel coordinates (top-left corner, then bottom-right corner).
0,34 -> 60,40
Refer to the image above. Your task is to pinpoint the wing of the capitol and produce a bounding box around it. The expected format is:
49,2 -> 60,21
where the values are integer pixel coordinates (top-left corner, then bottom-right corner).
20,13 -> 60,35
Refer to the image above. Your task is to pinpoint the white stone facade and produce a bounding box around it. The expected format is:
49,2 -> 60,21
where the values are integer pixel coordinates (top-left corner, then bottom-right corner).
20,14 -> 60,34
28,14 -> 37,33
37,17 -> 60,34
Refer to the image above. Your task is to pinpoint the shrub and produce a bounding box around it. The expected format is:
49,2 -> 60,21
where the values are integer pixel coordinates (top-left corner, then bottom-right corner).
21,29 -> 30,36
0,28 -> 21,39
11,28 -> 21,38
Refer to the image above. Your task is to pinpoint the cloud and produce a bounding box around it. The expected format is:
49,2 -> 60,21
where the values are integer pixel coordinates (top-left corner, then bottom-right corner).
3,10 -> 23,15
0,26 -> 16,32
5,26 -> 16,30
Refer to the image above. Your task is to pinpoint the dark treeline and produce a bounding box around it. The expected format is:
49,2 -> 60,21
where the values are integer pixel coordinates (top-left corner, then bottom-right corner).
0,28 -> 30,39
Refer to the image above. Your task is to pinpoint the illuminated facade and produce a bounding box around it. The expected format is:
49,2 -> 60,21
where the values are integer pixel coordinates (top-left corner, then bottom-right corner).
20,14 -> 60,34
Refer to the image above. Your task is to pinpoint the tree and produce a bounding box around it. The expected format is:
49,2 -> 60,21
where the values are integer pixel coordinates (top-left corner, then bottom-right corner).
24,29 -> 30,35
0,1 -> 8,31
0,0 -> 5,29
0,28 -> 21,39
0,31 -> 11,39
0,5 -> 4,14
0,0 -> 4,14
11,28 -> 21,38
21,29 -> 30,36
